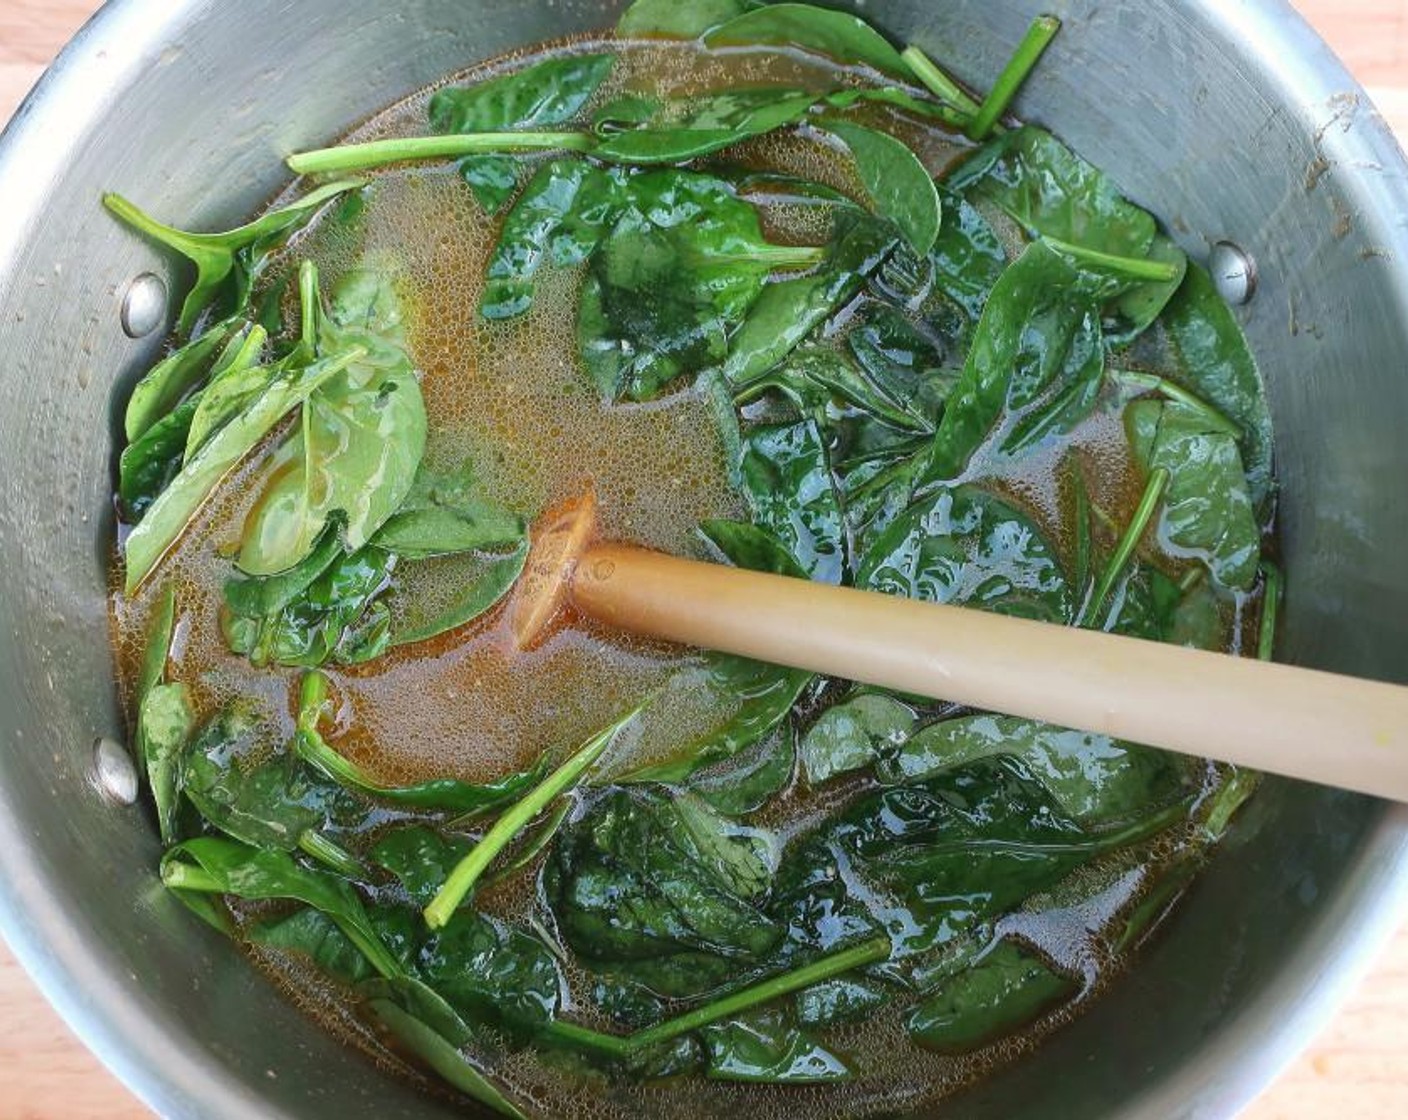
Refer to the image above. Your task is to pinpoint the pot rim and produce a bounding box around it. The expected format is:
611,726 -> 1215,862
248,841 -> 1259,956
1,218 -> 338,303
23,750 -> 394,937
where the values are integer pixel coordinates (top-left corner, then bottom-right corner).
2,2 -> 1408,1118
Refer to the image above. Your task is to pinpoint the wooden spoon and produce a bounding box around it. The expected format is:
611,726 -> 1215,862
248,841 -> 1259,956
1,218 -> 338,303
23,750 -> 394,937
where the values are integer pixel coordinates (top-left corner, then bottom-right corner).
509,492 -> 1408,802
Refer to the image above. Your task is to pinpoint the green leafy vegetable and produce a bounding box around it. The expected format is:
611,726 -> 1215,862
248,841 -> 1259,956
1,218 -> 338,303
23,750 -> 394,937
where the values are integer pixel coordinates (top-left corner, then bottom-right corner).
161,837 -> 402,979
800,693 -> 916,784
617,0 -> 753,39
124,320 -> 239,443
238,265 -> 426,577
1127,398 -> 1261,590
701,1011 -> 851,1083
104,180 -> 363,332
906,940 -> 1076,1051
137,682 -> 194,845
816,118 -> 940,256
293,671 -> 542,814
859,485 -> 1073,624
430,53 -> 615,212
702,3 -> 906,77
878,714 -> 1185,826
424,708 -> 639,928
740,421 -> 845,584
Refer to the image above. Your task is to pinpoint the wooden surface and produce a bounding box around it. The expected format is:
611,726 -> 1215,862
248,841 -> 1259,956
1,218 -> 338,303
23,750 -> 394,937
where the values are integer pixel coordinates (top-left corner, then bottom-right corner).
2,2 -> 1407,1118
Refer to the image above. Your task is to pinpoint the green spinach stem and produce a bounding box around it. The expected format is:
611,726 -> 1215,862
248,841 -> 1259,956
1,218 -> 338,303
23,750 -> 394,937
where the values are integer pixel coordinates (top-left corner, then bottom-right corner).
288,132 -> 593,176
1257,561 -> 1281,662
626,935 -> 892,1051
1043,236 -> 1183,282
541,1019 -> 635,1059
1114,371 -> 1241,435
1081,467 -> 1170,627
161,862 -> 223,893
423,708 -> 640,929
966,16 -> 1062,140
297,830 -> 367,879
899,45 -> 982,117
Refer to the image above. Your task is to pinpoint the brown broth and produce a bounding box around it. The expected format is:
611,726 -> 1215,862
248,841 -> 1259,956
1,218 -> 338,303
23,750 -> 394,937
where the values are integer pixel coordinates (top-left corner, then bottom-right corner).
109,35 -> 1267,1119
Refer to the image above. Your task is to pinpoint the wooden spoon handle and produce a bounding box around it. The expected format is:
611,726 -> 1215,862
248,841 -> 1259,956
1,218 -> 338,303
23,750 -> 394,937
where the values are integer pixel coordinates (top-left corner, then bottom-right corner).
572,542 -> 1408,801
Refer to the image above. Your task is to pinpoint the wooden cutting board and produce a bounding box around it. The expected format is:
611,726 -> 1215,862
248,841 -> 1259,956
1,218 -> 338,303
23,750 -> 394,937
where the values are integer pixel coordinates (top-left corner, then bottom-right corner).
1,2 -> 1406,1117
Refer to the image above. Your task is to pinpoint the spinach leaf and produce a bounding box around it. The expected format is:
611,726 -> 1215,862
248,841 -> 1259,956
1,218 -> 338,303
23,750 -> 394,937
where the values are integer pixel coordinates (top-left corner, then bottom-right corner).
1158,263 -> 1275,513
544,788 -> 784,996
123,343 -> 363,592
371,825 -> 474,906
293,672 -> 542,814
701,1010 -> 852,1083
800,693 -> 916,784
363,987 -> 528,1119
253,907 -> 377,986
740,420 -> 845,584
417,910 -> 562,1037
702,3 -> 906,77
579,171 -> 815,401
182,324 -> 272,461
137,681 -> 194,845
179,702 -> 370,876
955,127 -> 1185,334
124,319 -> 239,443
617,0 -> 753,38
223,546 -> 396,667
391,542 -> 530,647
858,485 -> 1073,624
160,836 -> 402,979
698,519 -> 808,579
1127,398 -> 1261,590
118,396 -> 200,525
104,180 -> 363,333
742,344 -> 932,435
906,940 -> 1076,1052
928,187 -> 1007,327
481,159 -> 609,319
816,118 -> 940,256
222,519 -> 347,620
921,240 -> 1102,483
592,89 -> 822,164
725,213 -> 898,391
371,467 -> 525,559
688,722 -> 797,817
429,54 -> 615,213
238,267 -> 426,577
780,758 -> 1181,956
795,976 -> 890,1027
878,714 -> 1186,826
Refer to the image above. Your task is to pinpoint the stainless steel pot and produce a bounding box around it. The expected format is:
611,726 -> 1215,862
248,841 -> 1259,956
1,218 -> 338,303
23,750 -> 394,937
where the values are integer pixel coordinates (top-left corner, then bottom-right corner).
2,2 -> 1406,1116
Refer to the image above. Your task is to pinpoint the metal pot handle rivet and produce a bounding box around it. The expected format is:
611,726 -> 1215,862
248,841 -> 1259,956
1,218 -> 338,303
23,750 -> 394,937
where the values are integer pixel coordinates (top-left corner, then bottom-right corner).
92,737 -> 139,805
1209,241 -> 1258,306
120,272 -> 168,339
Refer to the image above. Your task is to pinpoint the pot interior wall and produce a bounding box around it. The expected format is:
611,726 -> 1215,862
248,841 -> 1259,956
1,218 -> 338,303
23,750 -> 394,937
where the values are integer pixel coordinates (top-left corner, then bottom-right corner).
0,2 -> 1405,1118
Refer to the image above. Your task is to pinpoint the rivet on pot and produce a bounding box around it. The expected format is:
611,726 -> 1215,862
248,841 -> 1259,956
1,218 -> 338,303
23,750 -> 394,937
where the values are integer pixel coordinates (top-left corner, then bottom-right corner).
120,272 -> 168,338
1209,241 -> 1257,306
92,736 -> 139,805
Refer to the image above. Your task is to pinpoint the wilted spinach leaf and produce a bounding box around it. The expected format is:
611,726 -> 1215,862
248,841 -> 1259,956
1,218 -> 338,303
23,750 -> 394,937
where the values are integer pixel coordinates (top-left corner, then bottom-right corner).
740,420 -> 845,583
920,240 -> 1103,483
239,267 -> 426,577
800,693 -> 916,784
816,118 -> 941,256
138,681 -> 194,845
878,714 -> 1185,826
429,54 -> 615,212
702,3 -> 906,77
858,485 -> 1073,624
1127,397 -> 1261,590
617,0 -> 753,38
906,940 -> 1076,1052
701,1010 -> 852,1083
544,788 -> 784,997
